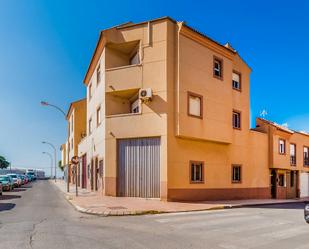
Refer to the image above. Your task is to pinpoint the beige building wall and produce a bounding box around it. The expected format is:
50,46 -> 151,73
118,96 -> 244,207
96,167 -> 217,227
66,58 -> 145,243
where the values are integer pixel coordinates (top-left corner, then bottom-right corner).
66,99 -> 86,184
78,49 -> 105,192
166,22 -> 269,200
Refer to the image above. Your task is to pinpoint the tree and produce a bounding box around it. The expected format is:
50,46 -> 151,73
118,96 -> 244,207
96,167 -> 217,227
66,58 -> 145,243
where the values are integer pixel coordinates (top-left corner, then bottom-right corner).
0,156 -> 10,169
58,160 -> 64,172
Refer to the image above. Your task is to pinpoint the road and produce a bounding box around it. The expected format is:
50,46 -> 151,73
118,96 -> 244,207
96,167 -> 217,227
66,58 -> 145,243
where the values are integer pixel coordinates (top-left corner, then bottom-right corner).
0,181 -> 309,249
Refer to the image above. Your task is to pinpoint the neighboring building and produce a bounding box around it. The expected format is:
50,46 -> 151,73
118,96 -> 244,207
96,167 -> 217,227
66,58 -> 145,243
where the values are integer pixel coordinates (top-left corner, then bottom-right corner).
60,143 -> 68,167
255,118 -> 309,199
66,17 -> 309,201
66,98 -> 87,185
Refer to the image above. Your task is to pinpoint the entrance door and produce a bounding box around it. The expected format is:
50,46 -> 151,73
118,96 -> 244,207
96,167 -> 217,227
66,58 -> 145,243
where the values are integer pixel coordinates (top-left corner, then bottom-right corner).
90,159 -> 94,191
271,169 -> 277,198
117,137 -> 160,198
81,154 -> 87,188
300,172 -> 309,197
95,157 -> 98,191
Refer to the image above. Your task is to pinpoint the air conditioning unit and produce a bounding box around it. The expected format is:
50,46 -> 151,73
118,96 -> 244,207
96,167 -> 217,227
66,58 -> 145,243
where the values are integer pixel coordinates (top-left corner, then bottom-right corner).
139,88 -> 152,102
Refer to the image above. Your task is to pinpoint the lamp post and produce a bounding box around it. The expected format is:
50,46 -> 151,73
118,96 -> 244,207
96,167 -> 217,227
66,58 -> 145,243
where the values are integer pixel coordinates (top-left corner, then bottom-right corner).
41,101 -> 66,116
42,152 -> 53,178
41,100 -> 69,191
42,141 -> 57,182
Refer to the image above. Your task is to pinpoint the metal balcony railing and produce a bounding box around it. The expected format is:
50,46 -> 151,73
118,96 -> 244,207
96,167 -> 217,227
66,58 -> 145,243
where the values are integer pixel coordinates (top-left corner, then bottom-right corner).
290,156 -> 296,166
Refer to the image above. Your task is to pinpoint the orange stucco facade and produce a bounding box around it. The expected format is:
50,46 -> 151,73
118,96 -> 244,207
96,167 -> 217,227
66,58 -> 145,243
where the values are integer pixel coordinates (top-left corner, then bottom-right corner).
64,98 -> 86,185
64,17 -> 309,201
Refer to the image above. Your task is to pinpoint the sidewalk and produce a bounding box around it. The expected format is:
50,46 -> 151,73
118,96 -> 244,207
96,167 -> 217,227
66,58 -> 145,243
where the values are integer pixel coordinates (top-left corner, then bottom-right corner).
51,180 -> 309,217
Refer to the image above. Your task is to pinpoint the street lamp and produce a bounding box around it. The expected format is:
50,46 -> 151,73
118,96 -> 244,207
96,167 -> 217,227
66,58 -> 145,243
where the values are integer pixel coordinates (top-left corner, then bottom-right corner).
40,101 -> 66,117
41,100 -> 68,190
42,152 -> 53,178
42,141 -> 57,182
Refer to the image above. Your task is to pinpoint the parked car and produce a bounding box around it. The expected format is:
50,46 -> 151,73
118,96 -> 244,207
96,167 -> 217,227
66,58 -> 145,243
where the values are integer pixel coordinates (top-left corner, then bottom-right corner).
304,204 -> 309,223
17,174 -> 26,185
0,182 -> 2,195
23,175 -> 29,184
7,173 -> 21,187
0,175 -> 14,191
26,172 -> 36,181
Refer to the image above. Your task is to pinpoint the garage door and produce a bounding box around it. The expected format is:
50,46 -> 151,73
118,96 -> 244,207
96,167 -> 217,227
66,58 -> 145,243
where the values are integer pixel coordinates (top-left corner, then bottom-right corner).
300,172 -> 309,197
117,137 -> 160,198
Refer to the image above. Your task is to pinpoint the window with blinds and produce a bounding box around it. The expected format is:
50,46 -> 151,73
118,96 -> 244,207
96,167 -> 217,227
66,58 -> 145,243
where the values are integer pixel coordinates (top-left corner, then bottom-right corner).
232,72 -> 241,90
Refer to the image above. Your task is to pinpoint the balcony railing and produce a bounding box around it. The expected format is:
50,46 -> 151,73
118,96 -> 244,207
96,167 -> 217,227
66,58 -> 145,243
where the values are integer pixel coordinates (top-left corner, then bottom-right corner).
304,157 -> 309,167
105,64 -> 142,93
290,156 -> 296,166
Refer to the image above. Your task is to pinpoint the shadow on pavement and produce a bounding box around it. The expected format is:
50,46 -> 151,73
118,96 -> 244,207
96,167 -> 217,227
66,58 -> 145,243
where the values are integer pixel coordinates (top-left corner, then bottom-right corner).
0,203 -> 16,211
247,202 -> 306,210
0,194 -> 21,200
21,185 -> 32,188
10,188 -> 26,192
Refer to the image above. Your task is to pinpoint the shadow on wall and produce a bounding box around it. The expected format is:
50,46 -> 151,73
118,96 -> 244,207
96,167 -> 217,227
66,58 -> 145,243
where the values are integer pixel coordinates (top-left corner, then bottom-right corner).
0,203 -> 16,212
145,94 -> 168,116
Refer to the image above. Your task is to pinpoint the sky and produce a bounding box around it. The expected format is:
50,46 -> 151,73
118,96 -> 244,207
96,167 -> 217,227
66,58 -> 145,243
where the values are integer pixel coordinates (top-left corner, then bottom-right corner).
0,0 -> 308,175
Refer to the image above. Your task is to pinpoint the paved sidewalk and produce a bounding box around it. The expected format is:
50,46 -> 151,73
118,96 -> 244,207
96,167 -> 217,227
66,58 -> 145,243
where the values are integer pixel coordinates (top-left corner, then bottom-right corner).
51,180 -> 309,216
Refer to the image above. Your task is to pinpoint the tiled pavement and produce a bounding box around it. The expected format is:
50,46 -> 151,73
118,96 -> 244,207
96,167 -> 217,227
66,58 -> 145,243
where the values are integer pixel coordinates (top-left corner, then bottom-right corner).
51,180 -> 309,217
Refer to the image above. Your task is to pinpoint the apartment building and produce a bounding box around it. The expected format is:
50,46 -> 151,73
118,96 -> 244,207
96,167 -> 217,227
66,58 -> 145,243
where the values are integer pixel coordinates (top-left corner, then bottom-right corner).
60,143 -> 68,167
73,16 -> 280,201
255,118 -> 309,199
64,16 -> 309,201
65,98 -> 87,185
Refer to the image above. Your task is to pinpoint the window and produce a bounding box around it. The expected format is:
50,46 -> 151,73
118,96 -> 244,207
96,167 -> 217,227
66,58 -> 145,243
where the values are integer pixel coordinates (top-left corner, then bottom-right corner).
68,122 -> 70,136
232,110 -> 241,129
232,165 -> 241,183
96,106 -> 101,126
71,138 -> 73,149
290,171 -> 294,187
232,71 -> 241,90
290,144 -> 296,166
71,116 -> 74,132
304,147 -> 309,166
96,64 -> 101,85
190,161 -> 204,183
130,51 -> 140,65
88,83 -> 92,99
131,98 -> 140,113
213,56 -> 223,79
88,118 -> 92,135
188,92 -> 203,118
278,174 -> 285,187
87,164 -> 90,179
99,160 -> 104,177
279,139 -> 286,154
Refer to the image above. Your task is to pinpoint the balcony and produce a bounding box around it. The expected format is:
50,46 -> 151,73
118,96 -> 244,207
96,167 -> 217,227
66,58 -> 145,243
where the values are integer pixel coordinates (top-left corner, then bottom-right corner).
105,65 -> 142,93
105,41 -> 142,93
290,155 -> 296,166
105,88 -> 141,117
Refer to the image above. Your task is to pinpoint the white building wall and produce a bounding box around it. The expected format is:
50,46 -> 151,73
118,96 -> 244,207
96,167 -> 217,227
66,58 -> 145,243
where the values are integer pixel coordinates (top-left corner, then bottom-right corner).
78,49 -> 106,191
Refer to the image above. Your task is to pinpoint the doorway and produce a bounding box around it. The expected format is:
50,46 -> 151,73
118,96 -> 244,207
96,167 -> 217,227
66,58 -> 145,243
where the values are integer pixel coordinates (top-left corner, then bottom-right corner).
81,154 -> 87,189
271,169 -> 277,199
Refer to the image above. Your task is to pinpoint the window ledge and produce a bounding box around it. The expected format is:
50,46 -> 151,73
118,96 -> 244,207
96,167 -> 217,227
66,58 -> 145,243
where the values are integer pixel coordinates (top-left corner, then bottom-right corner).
105,63 -> 142,72
106,112 -> 141,118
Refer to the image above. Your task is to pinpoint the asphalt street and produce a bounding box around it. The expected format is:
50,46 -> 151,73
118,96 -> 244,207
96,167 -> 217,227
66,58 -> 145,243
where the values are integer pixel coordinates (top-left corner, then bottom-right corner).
0,180 -> 309,249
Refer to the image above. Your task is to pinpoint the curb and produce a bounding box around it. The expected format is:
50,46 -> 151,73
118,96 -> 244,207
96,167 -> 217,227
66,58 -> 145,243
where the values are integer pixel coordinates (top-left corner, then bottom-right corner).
54,181 -> 308,217
64,197 -> 230,217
